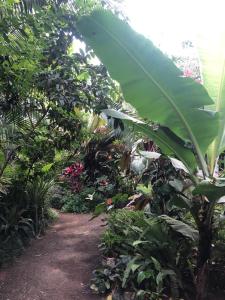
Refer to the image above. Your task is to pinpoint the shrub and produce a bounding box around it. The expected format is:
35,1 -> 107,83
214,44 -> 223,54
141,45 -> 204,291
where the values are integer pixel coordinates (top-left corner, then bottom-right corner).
93,210 -> 197,299
51,186 -> 103,214
0,177 -> 55,265
61,162 -> 85,192
49,185 -> 67,209
61,192 -> 90,213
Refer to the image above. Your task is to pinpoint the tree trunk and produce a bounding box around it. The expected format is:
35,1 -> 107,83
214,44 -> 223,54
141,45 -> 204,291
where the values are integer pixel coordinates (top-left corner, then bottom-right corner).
196,219 -> 213,300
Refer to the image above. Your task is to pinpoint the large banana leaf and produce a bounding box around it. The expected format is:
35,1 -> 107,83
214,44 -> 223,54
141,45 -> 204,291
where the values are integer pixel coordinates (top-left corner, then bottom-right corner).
77,10 -> 219,176
197,31 -> 225,175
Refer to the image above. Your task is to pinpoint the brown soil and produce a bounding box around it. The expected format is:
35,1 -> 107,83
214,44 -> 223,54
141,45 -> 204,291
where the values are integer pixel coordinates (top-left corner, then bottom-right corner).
0,213 -> 104,300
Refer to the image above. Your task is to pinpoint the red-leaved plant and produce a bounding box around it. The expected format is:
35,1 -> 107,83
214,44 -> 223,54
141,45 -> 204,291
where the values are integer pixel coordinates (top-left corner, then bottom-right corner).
62,162 -> 84,192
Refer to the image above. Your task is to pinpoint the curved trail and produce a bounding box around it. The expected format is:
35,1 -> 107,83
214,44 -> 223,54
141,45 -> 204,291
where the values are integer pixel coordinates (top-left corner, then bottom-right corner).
0,213 -> 104,300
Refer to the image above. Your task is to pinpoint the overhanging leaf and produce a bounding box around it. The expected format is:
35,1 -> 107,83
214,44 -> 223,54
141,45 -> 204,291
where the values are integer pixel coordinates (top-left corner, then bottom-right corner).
78,10 -> 219,176
102,108 -> 144,124
137,271 -> 151,285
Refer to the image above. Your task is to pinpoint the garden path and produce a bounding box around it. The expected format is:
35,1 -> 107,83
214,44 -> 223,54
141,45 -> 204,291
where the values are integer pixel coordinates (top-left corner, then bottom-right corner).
0,213 -> 104,300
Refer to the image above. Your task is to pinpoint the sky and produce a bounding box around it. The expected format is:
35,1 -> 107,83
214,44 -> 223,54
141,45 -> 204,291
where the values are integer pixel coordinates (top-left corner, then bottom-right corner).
121,0 -> 225,55
73,0 -> 225,57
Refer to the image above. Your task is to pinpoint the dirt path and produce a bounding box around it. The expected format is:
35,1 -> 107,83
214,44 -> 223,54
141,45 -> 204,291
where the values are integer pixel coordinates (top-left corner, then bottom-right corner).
0,213 -> 104,300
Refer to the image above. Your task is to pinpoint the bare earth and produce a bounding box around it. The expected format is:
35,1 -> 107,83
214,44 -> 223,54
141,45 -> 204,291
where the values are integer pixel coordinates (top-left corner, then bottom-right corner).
0,213 -> 104,300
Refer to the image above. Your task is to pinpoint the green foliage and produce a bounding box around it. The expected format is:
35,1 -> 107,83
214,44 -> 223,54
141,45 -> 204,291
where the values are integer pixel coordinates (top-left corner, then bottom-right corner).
0,214 -> 35,266
92,255 -> 164,299
61,191 -> 90,213
78,12 -> 225,298
0,1 -> 124,265
93,210 -> 196,298
197,32 -> 225,174
46,207 -> 59,222
0,175 -> 57,266
111,193 -> 129,208
141,156 -> 192,216
50,186 -> 103,213
77,10 -> 219,176
49,185 -> 67,209
25,177 -> 54,234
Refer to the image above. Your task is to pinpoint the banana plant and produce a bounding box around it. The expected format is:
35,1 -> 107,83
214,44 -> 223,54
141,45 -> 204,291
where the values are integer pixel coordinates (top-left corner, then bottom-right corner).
77,10 -> 225,299
197,31 -> 225,176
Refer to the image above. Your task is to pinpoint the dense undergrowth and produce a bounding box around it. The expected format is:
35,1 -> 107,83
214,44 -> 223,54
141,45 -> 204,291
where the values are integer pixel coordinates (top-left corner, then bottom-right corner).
2,1 -> 225,300
0,176 -> 58,266
0,0 -> 122,265
92,210 -> 196,299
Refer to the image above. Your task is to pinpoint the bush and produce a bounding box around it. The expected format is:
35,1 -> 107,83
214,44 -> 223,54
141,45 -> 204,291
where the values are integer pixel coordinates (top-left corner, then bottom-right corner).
61,192 -> 90,213
93,210 -> 197,299
50,186 -> 104,213
0,211 -> 35,266
0,177 -> 55,266
49,185 -> 67,209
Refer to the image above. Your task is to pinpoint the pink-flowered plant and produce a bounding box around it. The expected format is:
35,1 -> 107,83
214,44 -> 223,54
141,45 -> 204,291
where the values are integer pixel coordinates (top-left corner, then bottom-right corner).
183,68 -> 193,77
183,67 -> 202,84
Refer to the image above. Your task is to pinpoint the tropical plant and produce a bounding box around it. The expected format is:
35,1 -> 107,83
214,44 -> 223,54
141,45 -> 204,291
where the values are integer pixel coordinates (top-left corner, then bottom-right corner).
140,155 -> 192,217
77,9 -> 225,299
25,177 -> 54,234
94,210 -> 197,299
61,162 -> 85,192
60,187 -> 95,213
50,185 -> 103,213
0,0 -> 127,266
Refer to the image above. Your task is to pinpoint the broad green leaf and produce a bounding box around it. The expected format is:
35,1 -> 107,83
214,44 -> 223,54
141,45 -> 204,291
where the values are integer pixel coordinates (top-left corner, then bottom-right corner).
151,257 -> 161,271
77,71 -> 90,81
131,263 -> 141,272
137,271 -> 151,285
160,215 -> 199,241
133,240 -> 149,246
193,179 -> 225,202
41,163 -> 53,173
78,10 -> 219,176
197,30 -> 225,175
156,272 -> 164,286
91,202 -> 106,218
122,257 -> 139,287
168,195 -> 192,209
136,183 -> 152,196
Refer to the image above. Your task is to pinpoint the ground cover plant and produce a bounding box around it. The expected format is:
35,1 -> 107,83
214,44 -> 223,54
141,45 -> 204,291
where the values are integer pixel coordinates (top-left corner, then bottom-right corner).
92,210 -> 197,299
